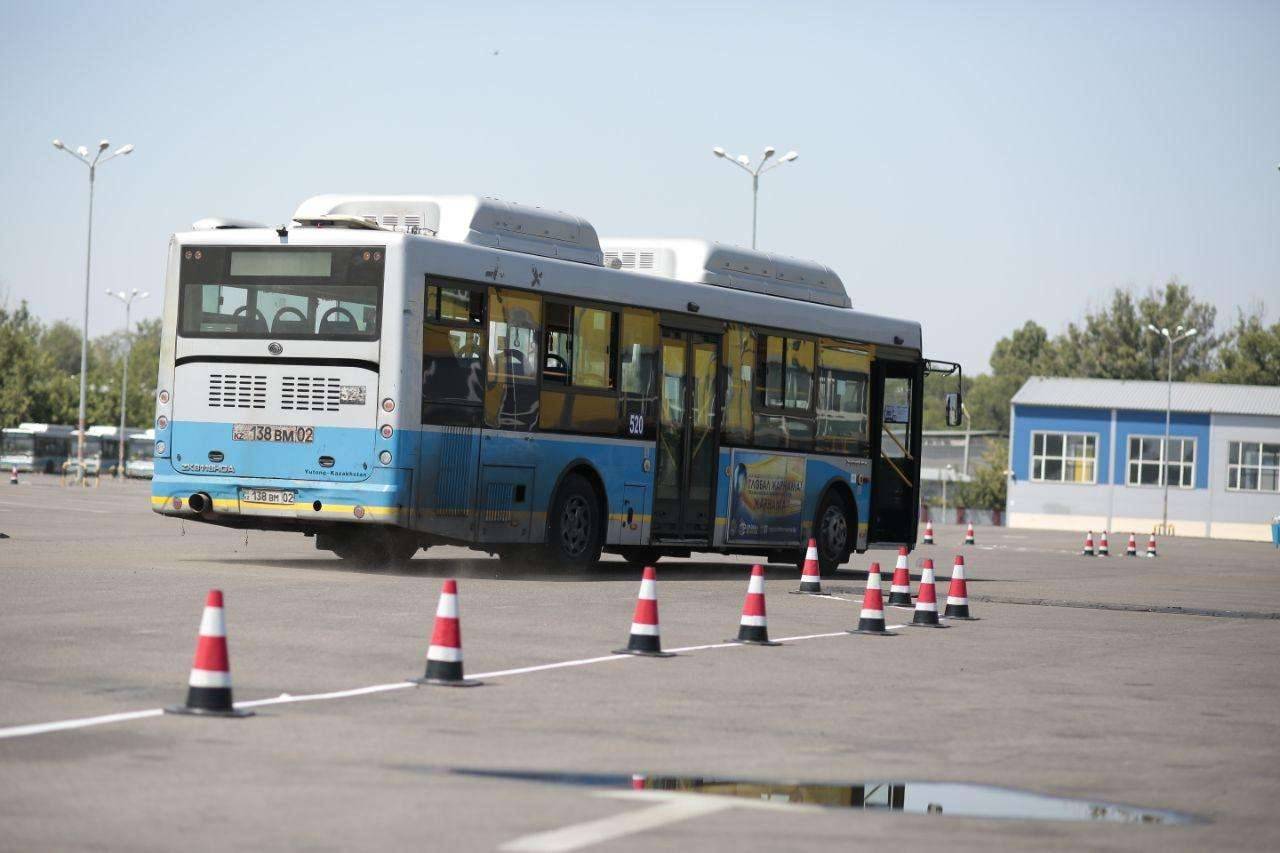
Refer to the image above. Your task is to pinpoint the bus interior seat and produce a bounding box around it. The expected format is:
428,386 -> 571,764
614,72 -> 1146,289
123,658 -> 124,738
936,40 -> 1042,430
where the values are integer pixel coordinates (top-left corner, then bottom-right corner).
271,318 -> 314,335
319,316 -> 359,335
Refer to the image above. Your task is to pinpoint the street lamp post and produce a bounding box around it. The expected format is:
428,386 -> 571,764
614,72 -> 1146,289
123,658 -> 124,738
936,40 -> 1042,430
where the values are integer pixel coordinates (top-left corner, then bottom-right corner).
711,145 -> 799,249
51,138 -> 135,479
1145,323 -> 1197,534
107,289 -> 148,477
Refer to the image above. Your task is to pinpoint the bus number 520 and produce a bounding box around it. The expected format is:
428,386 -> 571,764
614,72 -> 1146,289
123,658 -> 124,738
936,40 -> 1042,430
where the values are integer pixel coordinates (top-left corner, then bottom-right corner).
628,414 -> 645,436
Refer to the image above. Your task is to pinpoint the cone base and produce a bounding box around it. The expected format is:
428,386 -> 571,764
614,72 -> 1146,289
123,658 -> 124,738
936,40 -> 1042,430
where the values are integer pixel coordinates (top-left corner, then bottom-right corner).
410,677 -> 484,687
165,704 -> 254,718
788,589 -> 832,596
612,648 -> 676,657
886,594 -> 913,607
726,638 -> 782,646
908,622 -> 949,629
944,615 -> 979,621
846,628 -> 898,637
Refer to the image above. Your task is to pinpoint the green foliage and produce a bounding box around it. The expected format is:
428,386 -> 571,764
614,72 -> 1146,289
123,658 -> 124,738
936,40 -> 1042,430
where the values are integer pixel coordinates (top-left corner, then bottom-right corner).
954,439 -> 1008,511
0,299 -> 160,429
1204,306 -> 1280,386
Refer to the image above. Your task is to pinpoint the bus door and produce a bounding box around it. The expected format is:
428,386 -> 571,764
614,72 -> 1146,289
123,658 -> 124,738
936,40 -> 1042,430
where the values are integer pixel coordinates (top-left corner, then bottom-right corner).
868,358 -> 923,545
652,328 -> 720,543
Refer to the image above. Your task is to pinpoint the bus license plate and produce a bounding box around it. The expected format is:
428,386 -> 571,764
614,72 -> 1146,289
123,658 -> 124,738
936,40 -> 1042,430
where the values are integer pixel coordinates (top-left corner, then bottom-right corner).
232,424 -> 315,443
242,488 -> 296,505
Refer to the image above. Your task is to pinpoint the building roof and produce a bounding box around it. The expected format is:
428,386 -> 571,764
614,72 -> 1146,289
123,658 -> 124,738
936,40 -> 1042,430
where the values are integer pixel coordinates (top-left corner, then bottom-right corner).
1011,377 -> 1280,417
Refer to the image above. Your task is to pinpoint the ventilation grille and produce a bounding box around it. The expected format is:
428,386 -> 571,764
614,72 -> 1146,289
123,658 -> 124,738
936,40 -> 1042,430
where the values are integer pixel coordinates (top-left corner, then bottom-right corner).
604,250 -> 655,271
281,376 -> 341,412
208,374 -> 267,409
433,427 -> 473,517
482,482 -> 515,523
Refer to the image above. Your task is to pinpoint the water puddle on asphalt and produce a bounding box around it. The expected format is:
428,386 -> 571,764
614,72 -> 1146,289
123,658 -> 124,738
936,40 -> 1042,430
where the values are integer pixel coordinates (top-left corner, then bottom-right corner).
443,768 -> 1202,826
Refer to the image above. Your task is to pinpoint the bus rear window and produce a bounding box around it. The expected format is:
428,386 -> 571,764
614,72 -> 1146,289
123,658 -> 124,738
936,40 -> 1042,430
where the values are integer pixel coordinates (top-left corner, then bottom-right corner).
178,247 -> 383,340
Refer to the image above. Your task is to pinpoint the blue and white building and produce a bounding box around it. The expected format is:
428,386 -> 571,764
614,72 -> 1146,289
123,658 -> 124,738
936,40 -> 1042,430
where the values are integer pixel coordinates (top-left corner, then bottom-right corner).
1007,377 -> 1280,542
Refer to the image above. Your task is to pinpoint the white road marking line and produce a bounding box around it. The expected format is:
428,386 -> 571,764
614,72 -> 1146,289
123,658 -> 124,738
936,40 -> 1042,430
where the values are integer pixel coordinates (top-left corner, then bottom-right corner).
0,625 -> 913,740
499,795 -> 732,852
0,708 -> 163,739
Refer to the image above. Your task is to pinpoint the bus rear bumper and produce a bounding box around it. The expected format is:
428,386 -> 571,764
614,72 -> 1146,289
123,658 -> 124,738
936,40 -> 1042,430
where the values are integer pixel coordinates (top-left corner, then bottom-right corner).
150,462 -> 410,527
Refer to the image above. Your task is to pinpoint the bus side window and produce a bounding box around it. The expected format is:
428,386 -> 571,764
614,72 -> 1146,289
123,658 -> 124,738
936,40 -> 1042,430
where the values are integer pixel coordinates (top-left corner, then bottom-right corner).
619,308 -> 657,439
816,341 -> 871,456
486,288 -> 542,431
722,324 -> 754,446
422,281 -> 486,425
753,332 -> 815,450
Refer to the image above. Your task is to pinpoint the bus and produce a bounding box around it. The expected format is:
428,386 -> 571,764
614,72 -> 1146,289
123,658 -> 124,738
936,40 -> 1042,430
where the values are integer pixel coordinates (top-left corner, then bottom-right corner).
1,424 -> 103,474
151,194 -> 962,569
125,429 -> 155,479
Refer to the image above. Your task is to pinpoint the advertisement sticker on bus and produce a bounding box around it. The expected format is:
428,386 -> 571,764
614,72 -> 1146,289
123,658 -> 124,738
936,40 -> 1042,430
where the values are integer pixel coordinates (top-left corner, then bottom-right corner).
727,451 -> 806,545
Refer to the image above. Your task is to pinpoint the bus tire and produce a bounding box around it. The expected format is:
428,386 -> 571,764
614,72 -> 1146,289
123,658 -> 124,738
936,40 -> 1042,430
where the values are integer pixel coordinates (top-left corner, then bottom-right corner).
545,473 -> 604,569
814,490 -> 852,577
330,528 -> 420,569
616,547 -> 662,570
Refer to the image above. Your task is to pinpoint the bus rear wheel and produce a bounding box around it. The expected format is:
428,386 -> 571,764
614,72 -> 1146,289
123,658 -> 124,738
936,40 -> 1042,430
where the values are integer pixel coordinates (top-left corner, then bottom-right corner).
814,491 -> 852,577
330,528 -> 421,569
544,473 -> 604,569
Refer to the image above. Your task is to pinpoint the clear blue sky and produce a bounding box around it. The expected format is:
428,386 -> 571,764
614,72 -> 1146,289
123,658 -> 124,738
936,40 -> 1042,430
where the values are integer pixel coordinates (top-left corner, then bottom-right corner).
1,0 -> 1276,372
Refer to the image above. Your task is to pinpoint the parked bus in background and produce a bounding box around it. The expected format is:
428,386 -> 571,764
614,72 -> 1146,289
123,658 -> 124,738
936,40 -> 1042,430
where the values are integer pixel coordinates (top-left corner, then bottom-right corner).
125,429 -> 155,479
1,424 -> 102,474
151,194 -> 961,568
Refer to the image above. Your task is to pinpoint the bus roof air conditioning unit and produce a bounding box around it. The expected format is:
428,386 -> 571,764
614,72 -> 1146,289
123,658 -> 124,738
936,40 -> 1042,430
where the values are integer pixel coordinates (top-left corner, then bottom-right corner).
597,238 -> 851,308
292,194 -> 604,266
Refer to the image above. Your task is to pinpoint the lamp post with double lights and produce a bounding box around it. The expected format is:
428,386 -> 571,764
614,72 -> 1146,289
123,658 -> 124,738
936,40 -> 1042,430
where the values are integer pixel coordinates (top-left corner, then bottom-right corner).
711,145 -> 799,249
51,137 -> 135,479
1145,323 -> 1197,533
107,288 -> 148,477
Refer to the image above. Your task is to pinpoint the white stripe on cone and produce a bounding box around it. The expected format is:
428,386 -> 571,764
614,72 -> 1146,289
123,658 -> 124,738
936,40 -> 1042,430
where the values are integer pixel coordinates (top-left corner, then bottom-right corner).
427,644 -> 463,663
629,622 -> 659,636
915,600 -> 937,612
860,608 -> 885,619
638,579 -> 657,600
198,607 -> 226,638
188,668 -> 232,688
738,615 -> 767,627
435,592 -> 459,619
804,544 -> 819,563
747,575 -> 764,594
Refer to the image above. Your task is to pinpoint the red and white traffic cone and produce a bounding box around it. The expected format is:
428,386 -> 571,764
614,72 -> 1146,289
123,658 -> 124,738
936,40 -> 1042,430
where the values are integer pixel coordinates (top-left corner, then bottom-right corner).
413,579 -> 483,685
1146,533 -> 1158,558
963,522 -> 976,545
614,566 -> 674,657
165,590 -> 253,717
1098,530 -> 1110,556
944,555 -> 975,620
886,547 -> 913,607
730,565 -> 779,646
922,520 -> 934,545
1125,533 -> 1138,557
791,538 -> 828,595
1081,531 -> 1095,557
631,774 -> 647,790
8,466 -> 17,486
909,559 -> 946,628
850,563 -> 896,636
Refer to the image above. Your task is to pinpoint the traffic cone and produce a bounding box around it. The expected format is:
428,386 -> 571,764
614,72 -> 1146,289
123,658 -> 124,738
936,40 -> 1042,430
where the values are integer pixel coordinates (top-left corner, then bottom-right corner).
886,547 -> 913,607
848,562 -> 897,636
412,579 -> 483,685
1125,533 -> 1138,557
614,566 -> 674,657
1146,533 -> 1158,558
8,466 -> 17,485
791,539 -> 829,595
944,555 -> 975,620
1098,530 -> 1110,556
730,565 -> 780,645
922,520 -> 934,545
909,559 -> 946,628
1081,531 -> 1095,556
165,590 -> 253,717
963,522 -> 975,545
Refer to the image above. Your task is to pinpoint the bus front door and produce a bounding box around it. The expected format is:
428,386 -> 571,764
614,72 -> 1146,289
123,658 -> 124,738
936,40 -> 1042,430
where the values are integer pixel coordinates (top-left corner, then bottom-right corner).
868,359 -> 923,546
652,328 -> 720,544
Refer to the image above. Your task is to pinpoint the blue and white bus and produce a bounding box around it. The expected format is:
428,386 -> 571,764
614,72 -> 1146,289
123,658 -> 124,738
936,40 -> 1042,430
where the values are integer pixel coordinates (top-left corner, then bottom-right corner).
152,195 -> 961,568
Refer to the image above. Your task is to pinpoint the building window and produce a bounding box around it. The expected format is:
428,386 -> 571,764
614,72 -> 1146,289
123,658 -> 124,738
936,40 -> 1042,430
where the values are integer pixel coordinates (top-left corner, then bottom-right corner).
1127,436 -> 1195,488
1030,431 -> 1097,483
1227,441 -> 1280,492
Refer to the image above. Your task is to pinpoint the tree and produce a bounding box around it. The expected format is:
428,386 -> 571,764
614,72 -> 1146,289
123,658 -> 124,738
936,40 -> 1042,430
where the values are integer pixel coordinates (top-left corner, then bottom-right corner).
1048,282 -> 1219,380
954,439 -> 1008,511
1206,306 -> 1280,386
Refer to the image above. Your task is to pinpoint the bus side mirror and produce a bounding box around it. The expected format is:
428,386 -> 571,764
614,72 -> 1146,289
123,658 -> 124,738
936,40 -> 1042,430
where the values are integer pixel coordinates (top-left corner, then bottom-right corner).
945,393 -> 962,427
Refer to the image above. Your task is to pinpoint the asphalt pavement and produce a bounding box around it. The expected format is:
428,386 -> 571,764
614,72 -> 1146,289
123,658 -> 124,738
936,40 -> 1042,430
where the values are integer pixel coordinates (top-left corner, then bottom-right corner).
1,474 -> 1278,851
